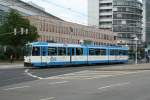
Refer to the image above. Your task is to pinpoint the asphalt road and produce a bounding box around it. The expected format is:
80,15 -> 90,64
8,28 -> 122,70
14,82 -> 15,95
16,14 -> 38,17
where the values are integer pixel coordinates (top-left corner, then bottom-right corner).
0,68 -> 37,87
0,64 -> 124,87
0,65 -> 92,87
0,64 -> 150,100
26,64 -> 133,78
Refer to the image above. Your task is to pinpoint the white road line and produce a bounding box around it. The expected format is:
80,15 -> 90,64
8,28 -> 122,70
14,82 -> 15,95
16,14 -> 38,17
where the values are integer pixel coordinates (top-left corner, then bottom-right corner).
40,97 -> 55,100
111,70 -> 150,77
4,85 -> 31,91
25,69 -> 150,80
48,81 -> 69,85
98,82 -> 130,90
25,69 -> 43,79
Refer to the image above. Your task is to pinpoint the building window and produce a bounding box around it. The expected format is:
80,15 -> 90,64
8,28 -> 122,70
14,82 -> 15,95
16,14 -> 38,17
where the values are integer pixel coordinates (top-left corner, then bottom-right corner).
117,14 -> 122,18
70,27 -> 73,32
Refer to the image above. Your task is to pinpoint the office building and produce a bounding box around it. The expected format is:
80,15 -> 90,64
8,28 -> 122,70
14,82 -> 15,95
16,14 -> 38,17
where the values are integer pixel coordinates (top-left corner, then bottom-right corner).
143,0 -> 150,45
88,0 -> 143,47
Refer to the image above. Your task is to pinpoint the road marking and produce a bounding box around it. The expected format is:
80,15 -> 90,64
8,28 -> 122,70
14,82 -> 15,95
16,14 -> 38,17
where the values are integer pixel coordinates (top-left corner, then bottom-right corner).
48,81 -> 69,85
25,69 -> 43,79
40,97 -> 55,100
110,70 -> 150,77
45,70 -> 138,80
98,82 -> 130,90
25,69 -> 150,80
4,85 -> 31,91
45,70 -> 116,80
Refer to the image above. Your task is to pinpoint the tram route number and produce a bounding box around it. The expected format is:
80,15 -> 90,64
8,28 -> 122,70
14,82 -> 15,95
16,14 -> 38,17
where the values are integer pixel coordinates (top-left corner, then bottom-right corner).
50,56 -> 57,61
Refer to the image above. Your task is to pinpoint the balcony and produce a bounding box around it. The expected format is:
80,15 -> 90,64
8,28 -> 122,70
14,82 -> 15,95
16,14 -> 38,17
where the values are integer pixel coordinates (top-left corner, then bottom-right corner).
99,6 -> 112,10
99,18 -> 112,22
99,0 -> 112,4
100,25 -> 112,28
99,12 -> 112,16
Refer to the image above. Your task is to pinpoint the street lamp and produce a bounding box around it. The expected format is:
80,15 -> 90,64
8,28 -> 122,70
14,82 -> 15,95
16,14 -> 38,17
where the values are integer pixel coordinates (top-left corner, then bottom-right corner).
134,37 -> 138,64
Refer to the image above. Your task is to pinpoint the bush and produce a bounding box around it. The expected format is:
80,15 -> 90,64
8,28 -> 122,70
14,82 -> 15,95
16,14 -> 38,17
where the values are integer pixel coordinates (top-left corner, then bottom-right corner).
0,53 -> 7,60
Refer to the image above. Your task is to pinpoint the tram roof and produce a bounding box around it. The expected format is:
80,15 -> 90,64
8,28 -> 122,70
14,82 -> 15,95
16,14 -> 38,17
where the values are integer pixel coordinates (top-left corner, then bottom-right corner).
28,42 -> 128,50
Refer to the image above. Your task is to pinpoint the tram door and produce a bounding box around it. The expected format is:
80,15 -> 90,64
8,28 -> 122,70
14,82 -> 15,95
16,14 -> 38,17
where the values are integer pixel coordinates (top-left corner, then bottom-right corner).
67,48 -> 72,63
41,46 -> 48,64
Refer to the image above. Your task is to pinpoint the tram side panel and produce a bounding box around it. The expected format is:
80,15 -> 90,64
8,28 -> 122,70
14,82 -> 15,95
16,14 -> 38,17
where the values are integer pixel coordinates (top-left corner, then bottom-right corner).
46,47 -> 70,66
70,47 -> 87,65
108,49 -> 119,63
87,47 -> 108,64
109,48 -> 128,63
29,46 -> 46,67
42,46 -> 88,66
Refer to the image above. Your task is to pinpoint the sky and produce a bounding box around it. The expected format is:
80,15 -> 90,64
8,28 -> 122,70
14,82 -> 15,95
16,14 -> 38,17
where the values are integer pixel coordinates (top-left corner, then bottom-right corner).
22,0 -> 87,25
22,0 -> 142,25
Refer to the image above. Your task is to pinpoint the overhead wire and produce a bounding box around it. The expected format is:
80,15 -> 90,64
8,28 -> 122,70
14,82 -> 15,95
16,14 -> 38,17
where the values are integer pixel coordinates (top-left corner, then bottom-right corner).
0,0 -> 100,27
41,0 -> 99,27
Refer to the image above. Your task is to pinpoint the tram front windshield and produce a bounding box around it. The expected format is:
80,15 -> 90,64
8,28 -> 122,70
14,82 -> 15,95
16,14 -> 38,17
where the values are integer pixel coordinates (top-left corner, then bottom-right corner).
24,45 -> 32,56
32,47 -> 40,56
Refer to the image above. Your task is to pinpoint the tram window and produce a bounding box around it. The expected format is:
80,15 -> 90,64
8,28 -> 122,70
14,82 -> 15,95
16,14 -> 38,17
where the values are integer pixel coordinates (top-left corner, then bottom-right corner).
126,50 -> 128,55
89,48 -> 95,55
67,48 -> 70,55
95,49 -> 101,55
42,51 -> 46,56
110,50 -> 115,55
110,50 -> 113,55
119,50 -> 123,55
119,50 -> 121,55
58,47 -> 66,56
115,50 -> 118,55
123,50 -> 127,55
100,49 -> 106,55
76,48 -> 83,55
48,47 -> 57,56
72,48 -> 75,56
32,47 -> 40,56
42,47 -> 47,56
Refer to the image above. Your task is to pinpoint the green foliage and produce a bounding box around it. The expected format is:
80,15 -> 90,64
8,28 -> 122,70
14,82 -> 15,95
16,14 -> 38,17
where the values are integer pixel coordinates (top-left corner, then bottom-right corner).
0,9 -> 39,60
0,9 -> 39,46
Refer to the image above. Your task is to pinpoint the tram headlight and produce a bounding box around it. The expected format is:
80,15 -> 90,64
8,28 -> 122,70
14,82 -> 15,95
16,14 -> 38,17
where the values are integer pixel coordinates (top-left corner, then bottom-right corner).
29,58 -> 31,63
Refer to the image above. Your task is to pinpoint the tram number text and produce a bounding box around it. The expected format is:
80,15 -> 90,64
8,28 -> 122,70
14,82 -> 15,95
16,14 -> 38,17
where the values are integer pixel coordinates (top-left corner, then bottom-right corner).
50,57 -> 56,61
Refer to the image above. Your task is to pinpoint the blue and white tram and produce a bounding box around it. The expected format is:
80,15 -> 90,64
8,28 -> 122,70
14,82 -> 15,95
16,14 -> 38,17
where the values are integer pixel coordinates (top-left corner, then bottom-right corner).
24,42 -> 128,67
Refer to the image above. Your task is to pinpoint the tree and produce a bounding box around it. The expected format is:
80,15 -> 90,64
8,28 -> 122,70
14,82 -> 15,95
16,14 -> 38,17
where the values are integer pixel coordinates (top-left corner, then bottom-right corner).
0,9 -> 39,59
0,9 -> 39,46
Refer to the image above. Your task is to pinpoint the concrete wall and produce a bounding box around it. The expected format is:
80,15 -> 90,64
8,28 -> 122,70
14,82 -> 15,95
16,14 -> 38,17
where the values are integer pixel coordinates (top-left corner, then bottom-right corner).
88,0 -> 99,27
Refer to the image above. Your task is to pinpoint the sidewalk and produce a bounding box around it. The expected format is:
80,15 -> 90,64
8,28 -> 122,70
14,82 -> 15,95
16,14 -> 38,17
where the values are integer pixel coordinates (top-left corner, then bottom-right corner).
0,61 -> 24,69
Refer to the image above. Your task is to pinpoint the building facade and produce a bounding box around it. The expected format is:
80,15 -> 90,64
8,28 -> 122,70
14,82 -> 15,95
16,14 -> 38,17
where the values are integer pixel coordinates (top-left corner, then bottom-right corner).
113,0 -> 142,47
143,0 -> 150,45
0,0 -> 61,25
0,0 -> 117,46
25,16 -> 117,46
99,0 -> 113,30
88,0 -> 143,47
